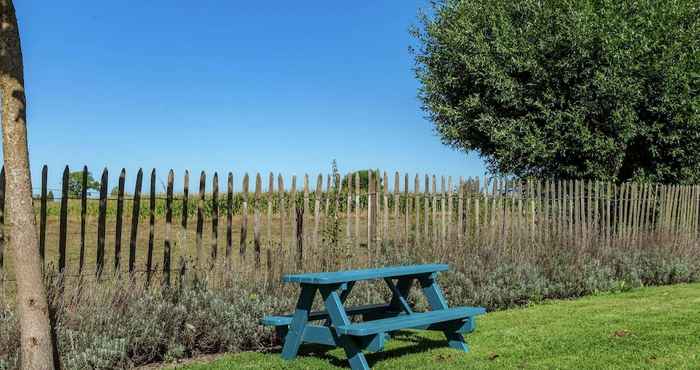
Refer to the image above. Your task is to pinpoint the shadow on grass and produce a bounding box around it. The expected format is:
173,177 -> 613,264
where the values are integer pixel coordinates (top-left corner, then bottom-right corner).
272,331 -> 450,368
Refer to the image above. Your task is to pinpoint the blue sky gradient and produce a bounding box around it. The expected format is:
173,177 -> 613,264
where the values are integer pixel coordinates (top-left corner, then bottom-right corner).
14,1 -> 486,191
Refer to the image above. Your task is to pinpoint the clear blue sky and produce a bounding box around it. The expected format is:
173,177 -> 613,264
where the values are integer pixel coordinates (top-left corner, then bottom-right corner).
14,1 -> 486,192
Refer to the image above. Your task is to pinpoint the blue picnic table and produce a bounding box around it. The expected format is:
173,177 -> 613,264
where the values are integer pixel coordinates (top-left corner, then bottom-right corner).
261,264 -> 485,370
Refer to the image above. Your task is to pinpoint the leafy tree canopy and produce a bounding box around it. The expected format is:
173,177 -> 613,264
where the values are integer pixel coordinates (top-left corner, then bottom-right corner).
68,171 -> 100,197
413,0 -> 699,183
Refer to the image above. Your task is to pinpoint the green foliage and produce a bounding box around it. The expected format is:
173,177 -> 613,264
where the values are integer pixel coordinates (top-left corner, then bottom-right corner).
1,248 -> 697,369
322,163 -> 343,269
341,169 -> 381,191
68,171 -> 100,198
413,0 -> 700,183
0,275 -> 293,370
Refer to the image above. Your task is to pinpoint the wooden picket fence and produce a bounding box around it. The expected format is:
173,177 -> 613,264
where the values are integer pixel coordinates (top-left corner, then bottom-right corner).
0,165 -> 699,287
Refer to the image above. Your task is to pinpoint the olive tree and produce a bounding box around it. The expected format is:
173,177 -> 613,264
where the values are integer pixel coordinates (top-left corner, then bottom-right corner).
413,0 -> 699,183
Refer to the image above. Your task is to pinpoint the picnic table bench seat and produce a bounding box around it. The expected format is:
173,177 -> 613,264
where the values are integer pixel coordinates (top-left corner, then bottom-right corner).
335,306 -> 486,336
263,305 -> 485,336
261,264 -> 485,370
261,303 -> 392,327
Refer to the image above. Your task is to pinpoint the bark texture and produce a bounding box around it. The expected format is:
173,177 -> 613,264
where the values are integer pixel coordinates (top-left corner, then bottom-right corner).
0,1 -> 56,369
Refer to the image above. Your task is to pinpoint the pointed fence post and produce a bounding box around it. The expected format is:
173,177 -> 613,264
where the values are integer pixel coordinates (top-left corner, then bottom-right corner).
226,172 -> 234,259
96,168 -> 108,278
254,173 -> 262,268
240,174 -> 249,259
79,166 -> 88,274
58,166 -> 69,274
129,169 -> 143,275
39,165 -> 47,264
146,169 -> 156,285
196,171 -> 206,268
114,168 -> 126,273
163,170 -> 174,286
211,172 -> 219,263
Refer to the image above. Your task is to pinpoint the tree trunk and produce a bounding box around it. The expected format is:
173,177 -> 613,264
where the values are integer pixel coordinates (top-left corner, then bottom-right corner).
0,1 -> 56,369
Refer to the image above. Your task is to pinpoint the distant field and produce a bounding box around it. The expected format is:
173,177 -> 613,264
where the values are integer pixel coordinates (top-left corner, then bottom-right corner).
2,211 -> 345,280
2,194 -> 426,281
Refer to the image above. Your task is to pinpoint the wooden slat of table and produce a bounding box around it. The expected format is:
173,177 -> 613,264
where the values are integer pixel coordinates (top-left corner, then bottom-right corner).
261,303 -> 393,326
335,307 -> 486,336
282,264 -> 448,285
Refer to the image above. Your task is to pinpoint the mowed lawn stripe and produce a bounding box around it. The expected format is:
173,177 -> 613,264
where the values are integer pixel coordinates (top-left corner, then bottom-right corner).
174,283 -> 700,369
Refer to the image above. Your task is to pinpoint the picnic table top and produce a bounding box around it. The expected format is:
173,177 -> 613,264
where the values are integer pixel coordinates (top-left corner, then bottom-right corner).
282,264 -> 449,285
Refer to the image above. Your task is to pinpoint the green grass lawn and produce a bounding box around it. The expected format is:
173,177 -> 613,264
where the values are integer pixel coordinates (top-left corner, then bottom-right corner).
175,283 -> 700,369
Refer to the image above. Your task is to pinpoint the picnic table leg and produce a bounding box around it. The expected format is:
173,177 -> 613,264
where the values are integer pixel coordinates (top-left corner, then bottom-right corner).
386,277 -> 414,314
418,274 -> 469,353
339,281 -> 356,302
320,285 -> 370,370
282,284 -> 316,360
324,281 -> 355,326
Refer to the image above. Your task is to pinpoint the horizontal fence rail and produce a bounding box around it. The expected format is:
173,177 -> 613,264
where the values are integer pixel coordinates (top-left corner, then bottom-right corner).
0,166 -> 699,288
